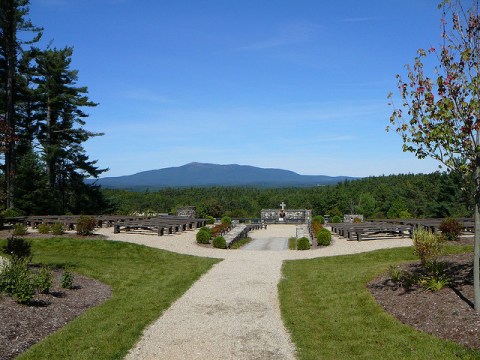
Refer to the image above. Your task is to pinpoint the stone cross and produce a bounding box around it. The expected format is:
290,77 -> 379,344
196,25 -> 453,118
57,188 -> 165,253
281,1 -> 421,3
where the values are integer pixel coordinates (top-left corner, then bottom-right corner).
280,202 -> 286,211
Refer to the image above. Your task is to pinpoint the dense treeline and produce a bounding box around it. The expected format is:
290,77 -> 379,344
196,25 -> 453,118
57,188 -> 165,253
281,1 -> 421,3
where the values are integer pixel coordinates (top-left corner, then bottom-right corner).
0,1 -> 107,215
103,172 -> 472,219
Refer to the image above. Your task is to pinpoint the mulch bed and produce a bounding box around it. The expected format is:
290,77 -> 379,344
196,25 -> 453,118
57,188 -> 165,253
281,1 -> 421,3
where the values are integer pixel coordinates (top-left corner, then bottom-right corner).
0,268 -> 112,360
368,251 -> 480,350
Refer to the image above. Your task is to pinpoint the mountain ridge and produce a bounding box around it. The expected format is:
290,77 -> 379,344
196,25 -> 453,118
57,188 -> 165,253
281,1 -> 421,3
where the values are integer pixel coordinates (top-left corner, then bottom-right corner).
87,162 -> 358,190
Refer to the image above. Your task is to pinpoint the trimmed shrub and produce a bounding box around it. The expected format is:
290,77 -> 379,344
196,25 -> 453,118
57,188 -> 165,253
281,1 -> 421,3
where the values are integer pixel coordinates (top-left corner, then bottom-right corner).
51,222 -> 65,235
439,218 -> 462,241
37,223 -> 51,234
199,226 -> 212,237
35,266 -> 53,294
61,269 -> 74,289
317,229 -> 332,246
330,215 -> 342,224
76,215 -> 97,235
296,237 -> 311,250
12,223 -> 28,236
413,228 -> 444,265
196,229 -> 211,244
2,237 -> 31,261
221,216 -> 232,226
212,236 -> 227,249
312,215 -> 325,224
0,258 -> 35,304
205,216 -> 215,225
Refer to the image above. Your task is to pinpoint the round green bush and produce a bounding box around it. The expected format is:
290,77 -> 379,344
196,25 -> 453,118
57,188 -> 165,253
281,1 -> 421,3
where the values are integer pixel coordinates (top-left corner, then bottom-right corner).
199,226 -> 212,237
37,223 -> 51,234
330,215 -> 342,224
51,222 -> 65,235
212,236 -> 227,249
221,216 -> 232,225
296,237 -> 311,250
205,216 -> 215,225
196,229 -> 211,244
317,229 -> 332,246
312,215 -> 325,224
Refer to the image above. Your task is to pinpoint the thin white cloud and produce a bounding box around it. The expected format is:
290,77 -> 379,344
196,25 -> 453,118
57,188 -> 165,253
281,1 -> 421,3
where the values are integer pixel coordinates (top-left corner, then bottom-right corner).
235,21 -> 320,51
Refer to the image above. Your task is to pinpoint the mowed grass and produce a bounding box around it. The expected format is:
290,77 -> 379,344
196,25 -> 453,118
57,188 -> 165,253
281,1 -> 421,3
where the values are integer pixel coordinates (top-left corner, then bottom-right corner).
279,245 -> 479,360
0,237 -> 220,360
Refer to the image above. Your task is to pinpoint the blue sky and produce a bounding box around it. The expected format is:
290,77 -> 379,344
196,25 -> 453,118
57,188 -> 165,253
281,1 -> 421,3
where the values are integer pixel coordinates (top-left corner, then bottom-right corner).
29,0 -> 446,177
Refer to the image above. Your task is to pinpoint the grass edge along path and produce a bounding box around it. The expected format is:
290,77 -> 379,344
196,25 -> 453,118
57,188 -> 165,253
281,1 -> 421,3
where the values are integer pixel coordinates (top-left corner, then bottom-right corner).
279,245 -> 479,360
0,237 -> 220,360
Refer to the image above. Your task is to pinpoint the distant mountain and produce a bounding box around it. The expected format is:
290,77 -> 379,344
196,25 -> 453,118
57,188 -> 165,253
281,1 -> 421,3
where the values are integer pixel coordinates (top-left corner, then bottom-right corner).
87,162 -> 358,190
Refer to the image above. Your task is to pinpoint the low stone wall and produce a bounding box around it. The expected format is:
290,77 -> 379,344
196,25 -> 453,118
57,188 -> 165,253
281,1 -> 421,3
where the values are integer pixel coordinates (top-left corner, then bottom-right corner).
261,209 -> 311,222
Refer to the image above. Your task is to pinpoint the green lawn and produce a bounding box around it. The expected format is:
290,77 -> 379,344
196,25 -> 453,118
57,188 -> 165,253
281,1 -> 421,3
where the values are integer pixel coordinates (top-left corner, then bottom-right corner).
0,237 -> 220,360
279,245 -> 479,360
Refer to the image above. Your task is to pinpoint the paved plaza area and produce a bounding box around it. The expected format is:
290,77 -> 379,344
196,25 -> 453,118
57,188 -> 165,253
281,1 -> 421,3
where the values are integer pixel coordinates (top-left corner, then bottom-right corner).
95,225 -> 413,359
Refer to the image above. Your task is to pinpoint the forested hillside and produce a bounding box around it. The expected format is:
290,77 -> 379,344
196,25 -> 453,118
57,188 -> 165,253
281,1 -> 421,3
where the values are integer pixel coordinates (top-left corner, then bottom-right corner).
103,172 -> 472,219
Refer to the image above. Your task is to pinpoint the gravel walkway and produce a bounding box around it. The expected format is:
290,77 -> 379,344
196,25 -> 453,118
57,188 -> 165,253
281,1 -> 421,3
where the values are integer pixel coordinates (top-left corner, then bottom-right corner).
96,225 -> 413,359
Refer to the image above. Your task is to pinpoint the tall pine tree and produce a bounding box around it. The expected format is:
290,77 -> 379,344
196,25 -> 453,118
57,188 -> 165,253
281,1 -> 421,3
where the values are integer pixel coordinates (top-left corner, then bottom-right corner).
33,46 -> 106,213
0,0 -> 41,209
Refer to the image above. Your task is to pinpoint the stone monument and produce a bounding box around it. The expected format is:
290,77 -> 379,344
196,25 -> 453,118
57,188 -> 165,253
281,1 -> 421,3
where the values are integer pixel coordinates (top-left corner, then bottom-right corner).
261,202 -> 311,223
177,206 -> 196,218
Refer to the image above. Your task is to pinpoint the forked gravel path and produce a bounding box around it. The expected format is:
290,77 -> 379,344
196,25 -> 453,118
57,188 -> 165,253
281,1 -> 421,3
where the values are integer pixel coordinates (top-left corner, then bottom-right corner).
97,225 -> 413,359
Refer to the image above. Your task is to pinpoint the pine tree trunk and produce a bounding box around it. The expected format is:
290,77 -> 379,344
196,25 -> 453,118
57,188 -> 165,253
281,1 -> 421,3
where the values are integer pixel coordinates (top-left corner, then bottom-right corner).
4,7 -> 16,209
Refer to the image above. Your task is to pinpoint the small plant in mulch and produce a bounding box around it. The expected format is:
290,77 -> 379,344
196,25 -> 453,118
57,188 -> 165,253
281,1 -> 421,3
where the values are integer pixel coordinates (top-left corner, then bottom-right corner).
35,266 -> 53,294
385,229 -> 453,292
37,223 -> 51,234
0,258 -> 35,304
439,218 -> 462,241
12,223 -> 28,236
76,215 -> 97,236
61,269 -> 75,289
413,228 -> 444,266
51,222 -> 65,235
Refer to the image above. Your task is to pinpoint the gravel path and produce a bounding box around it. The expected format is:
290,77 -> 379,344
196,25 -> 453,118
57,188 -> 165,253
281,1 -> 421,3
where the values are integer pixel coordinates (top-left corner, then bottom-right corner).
96,225 -> 413,359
